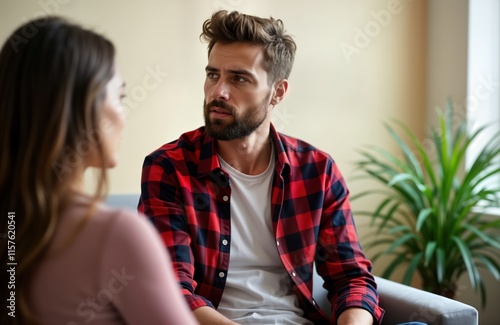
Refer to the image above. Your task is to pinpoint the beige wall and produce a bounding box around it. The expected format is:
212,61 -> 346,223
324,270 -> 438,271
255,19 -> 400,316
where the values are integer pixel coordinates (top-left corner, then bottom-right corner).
0,0 -> 427,195
3,0 -> 497,323
426,0 -> 469,121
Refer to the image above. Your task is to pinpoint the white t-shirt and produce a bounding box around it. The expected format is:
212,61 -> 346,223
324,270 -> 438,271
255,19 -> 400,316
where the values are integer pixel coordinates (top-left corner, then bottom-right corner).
217,152 -> 313,325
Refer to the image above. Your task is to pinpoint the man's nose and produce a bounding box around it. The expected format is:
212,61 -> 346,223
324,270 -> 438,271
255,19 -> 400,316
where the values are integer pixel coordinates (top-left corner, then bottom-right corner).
211,79 -> 230,101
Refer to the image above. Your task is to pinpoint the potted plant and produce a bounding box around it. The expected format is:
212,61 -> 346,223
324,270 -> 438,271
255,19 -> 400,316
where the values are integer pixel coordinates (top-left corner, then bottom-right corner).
352,100 -> 500,306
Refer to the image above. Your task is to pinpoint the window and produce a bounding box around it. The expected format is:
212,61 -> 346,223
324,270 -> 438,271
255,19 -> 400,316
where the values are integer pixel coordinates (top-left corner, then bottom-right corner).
467,0 -> 500,213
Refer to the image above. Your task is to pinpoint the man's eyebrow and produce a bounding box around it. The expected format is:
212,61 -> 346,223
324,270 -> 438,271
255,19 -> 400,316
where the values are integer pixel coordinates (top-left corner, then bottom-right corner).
205,65 -> 254,77
228,69 -> 254,77
205,65 -> 218,72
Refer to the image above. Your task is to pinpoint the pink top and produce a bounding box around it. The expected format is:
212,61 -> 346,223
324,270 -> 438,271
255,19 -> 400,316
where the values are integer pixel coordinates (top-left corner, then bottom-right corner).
30,196 -> 199,325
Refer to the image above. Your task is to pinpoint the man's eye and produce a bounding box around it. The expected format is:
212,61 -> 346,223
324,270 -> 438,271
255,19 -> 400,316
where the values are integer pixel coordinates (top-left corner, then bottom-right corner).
234,76 -> 247,83
207,73 -> 218,79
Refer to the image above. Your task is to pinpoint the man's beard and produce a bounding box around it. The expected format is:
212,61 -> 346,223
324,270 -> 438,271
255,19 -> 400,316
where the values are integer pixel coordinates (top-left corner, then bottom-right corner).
203,93 -> 271,141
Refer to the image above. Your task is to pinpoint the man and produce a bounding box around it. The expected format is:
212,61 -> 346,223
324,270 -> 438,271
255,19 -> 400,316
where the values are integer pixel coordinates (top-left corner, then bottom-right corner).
139,10 -> 384,325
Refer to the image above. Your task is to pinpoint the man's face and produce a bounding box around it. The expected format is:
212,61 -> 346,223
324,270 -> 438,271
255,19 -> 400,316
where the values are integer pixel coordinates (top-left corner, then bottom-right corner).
203,42 -> 273,140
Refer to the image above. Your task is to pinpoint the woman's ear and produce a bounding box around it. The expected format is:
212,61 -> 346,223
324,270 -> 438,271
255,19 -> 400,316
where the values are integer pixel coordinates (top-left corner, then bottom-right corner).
270,79 -> 288,105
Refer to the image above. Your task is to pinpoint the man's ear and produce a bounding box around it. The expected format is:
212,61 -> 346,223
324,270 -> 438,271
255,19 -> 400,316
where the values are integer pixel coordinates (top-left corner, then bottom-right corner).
270,79 -> 288,105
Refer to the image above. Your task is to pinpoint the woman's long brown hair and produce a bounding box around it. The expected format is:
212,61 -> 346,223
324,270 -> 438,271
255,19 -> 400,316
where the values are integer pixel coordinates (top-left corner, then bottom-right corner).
0,16 -> 115,324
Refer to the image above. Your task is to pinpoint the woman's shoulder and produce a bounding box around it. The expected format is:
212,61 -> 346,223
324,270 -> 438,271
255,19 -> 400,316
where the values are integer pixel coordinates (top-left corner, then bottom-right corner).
94,200 -> 140,222
62,194 -> 153,243
57,193 -> 162,262
93,201 -> 154,239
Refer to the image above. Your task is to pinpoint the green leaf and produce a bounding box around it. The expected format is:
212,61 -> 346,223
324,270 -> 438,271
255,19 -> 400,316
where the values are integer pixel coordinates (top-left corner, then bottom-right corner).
452,236 -> 481,289
382,254 -> 410,279
387,233 -> 417,253
436,247 -> 445,284
385,122 -> 424,180
463,224 -> 500,250
416,208 -> 433,232
476,255 -> 500,280
388,225 -> 410,234
424,241 -> 437,267
403,252 -> 423,285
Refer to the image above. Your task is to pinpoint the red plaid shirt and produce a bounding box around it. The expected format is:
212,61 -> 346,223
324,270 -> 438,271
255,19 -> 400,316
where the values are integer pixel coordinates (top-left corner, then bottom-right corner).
139,125 -> 384,324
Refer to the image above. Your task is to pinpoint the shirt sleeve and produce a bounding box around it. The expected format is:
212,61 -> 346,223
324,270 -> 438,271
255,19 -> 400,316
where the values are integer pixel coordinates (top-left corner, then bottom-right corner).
138,154 -> 213,311
316,159 -> 385,325
99,209 -> 199,325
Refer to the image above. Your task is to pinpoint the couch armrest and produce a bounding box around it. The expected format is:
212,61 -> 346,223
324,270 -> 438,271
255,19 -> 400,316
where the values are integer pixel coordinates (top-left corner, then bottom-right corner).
375,276 -> 478,325
312,272 -> 478,325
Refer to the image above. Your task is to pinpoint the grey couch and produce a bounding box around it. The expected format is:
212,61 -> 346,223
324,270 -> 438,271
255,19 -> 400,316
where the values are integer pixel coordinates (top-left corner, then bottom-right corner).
312,272 -> 478,325
106,194 -> 479,325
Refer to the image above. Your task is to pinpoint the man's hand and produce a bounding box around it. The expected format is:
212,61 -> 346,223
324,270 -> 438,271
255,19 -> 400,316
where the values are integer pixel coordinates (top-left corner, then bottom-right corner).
337,307 -> 374,325
193,306 -> 240,325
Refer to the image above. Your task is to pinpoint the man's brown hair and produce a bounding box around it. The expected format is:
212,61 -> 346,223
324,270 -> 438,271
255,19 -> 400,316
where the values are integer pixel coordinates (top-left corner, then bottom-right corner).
201,10 -> 297,85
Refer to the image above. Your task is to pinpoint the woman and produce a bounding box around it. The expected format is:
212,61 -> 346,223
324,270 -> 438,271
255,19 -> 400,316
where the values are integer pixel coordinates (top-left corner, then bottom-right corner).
0,17 -> 198,325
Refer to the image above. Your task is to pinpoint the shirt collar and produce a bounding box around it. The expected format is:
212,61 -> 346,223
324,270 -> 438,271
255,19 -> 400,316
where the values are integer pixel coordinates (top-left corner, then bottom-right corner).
269,123 -> 291,177
196,123 -> 292,178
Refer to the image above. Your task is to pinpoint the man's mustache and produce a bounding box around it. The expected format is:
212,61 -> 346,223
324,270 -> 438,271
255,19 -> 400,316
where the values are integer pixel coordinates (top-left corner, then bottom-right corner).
206,100 -> 235,113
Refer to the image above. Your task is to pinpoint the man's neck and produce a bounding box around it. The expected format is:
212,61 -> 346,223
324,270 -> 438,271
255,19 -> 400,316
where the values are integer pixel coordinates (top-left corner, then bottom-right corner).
216,126 -> 272,175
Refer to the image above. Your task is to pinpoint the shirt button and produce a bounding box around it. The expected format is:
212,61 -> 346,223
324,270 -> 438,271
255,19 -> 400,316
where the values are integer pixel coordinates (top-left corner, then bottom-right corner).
291,272 -> 296,277
223,195 -> 228,201
219,272 -> 225,278
222,239 -> 228,246
276,241 -> 280,246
